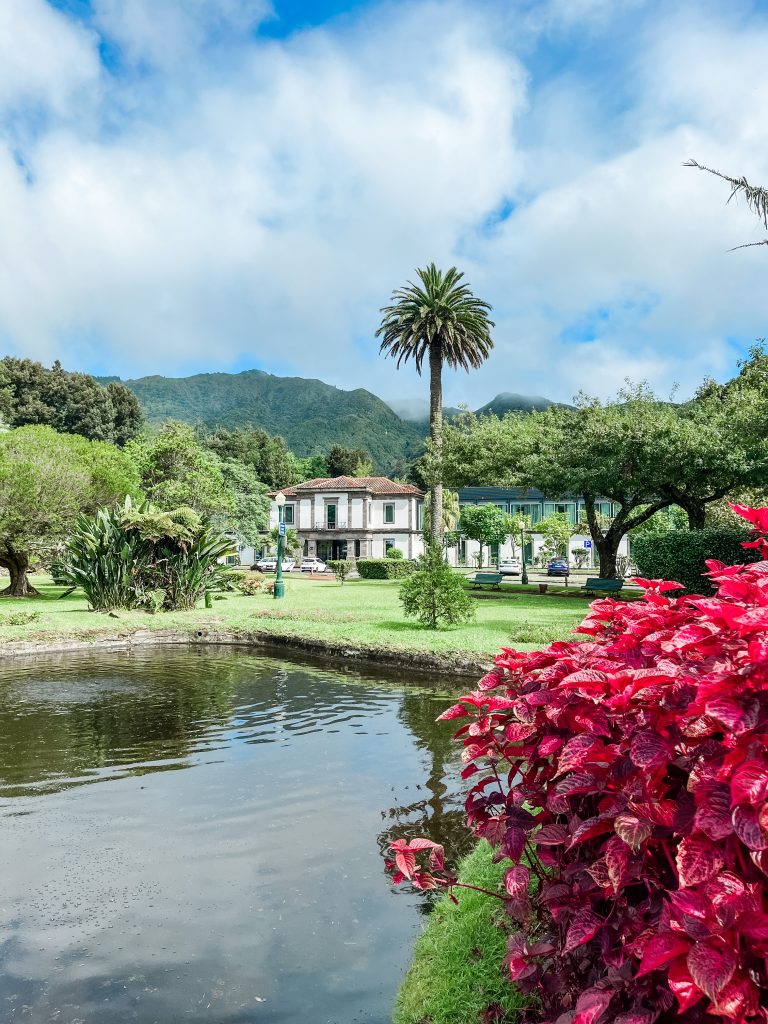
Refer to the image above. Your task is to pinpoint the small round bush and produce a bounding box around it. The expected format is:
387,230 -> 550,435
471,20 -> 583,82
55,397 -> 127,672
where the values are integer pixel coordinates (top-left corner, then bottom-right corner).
238,573 -> 265,596
386,547 -> 404,560
399,542 -> 475,629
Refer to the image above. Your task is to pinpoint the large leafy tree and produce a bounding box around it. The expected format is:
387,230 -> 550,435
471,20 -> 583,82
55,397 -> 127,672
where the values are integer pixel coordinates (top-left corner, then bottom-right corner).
442,381 -> 768,577
220,461 -> 270,547
377,264 -> 494,543
0,426 -> 141,596
0,358 -> 142,444
127,422 -> 233,520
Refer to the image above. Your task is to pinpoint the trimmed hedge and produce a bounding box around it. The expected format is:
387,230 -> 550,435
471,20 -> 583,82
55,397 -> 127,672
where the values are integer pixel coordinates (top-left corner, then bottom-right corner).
632,527 -> 757,594
356,558 -> 415,580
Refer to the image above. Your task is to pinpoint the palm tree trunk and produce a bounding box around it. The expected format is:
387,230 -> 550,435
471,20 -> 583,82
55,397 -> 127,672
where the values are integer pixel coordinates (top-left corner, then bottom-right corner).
428,343 -> 444,545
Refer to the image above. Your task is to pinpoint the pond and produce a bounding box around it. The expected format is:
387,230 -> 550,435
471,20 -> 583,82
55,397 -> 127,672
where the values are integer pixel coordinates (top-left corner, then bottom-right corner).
0,647 -> 472,1023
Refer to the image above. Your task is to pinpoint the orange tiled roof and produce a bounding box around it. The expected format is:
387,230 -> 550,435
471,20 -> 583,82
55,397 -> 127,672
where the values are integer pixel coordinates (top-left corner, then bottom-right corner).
274,476 -> 423,497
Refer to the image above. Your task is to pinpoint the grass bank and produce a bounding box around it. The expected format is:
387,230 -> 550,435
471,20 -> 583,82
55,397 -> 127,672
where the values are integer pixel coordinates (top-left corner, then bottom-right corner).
0,574 -> 589,666
395,841 -> 526,1024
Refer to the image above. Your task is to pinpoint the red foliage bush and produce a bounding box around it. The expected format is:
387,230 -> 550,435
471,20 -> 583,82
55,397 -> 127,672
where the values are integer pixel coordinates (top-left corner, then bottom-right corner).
386,505 -> 768,1024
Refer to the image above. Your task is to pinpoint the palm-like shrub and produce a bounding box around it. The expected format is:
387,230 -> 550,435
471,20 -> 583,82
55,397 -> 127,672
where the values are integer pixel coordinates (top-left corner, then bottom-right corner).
399,541 -> 475,629
54,498 -> 235,611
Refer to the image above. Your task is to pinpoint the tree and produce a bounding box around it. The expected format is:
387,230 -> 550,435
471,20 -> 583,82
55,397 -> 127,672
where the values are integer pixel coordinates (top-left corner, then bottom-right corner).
326,445 -> 374,477
0,358 -> 141,444
0,426 -> 141,596
202,427 -> 303,490
536,512 -> 574,560
422,489 -> 459,538
458,504 -> 513,568
267,525 -> 302,558
127,421 -> 233,519
685,159 -> 768,249
377,264 -> 494,544
220,460 -> 270,546
399,541 -> 475,629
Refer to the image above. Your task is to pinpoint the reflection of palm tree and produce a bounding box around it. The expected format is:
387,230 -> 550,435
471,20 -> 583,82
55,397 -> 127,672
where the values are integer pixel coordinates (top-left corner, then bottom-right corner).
376,689 -> 473,878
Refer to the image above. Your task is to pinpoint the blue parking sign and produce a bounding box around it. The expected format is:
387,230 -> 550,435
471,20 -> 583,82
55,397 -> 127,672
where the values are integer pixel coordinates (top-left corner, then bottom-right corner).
279,523 -> 286,537
583,540 -> 592,548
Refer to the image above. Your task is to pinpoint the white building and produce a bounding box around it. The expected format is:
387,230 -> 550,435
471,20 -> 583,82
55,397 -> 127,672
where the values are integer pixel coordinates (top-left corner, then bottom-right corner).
267,476 -> 425,561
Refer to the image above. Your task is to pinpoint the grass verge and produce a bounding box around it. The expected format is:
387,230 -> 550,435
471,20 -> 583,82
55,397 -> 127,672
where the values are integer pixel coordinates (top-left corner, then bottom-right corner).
395,841 -> 527,1024
0,574 -> 588,660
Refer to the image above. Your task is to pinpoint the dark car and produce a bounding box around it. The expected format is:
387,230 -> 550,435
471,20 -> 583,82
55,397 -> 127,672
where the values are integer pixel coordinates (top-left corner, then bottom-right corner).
547,559 -> 570,577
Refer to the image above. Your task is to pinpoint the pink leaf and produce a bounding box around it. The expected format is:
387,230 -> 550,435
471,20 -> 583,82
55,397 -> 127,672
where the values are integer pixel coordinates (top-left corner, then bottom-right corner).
687,941 -> 737,1000
394,848 -> 416,879
730,760 -> 768,805
437,703 -> 469,721
535,823 -> 569,846
676,835 -> 724,887
614,813 -> 652,852
563,909 -> 603,953
637,932 -> 690,976
693,783 -> 733,840
668,960 -> 705,1013
504,865 -> 530,898
630,731 -> 670,769
573,987 -> 613,1024
732,804 -> 768,851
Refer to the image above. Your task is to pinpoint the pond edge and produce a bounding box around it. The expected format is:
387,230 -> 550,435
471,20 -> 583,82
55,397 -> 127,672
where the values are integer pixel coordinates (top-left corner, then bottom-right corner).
0,627 -> 491,678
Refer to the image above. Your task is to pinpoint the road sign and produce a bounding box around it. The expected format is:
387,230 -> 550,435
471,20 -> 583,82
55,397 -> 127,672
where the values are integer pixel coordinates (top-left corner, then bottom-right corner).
583,540 -> 592,548
278,522 -> 286,537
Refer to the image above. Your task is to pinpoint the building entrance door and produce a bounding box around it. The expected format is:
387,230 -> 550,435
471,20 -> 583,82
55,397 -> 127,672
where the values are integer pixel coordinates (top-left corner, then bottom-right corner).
331,540 -> 348,560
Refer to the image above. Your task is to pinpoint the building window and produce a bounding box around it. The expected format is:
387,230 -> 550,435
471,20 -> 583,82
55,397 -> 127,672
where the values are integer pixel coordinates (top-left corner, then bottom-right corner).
512,502 -> 541,525
384,538 -> 395,554
326,504 -> 336,528
417,502 -> 424,530
544,501 -> 576,524
283,504 -> 294,525
226,554 -> 239,566
354,540 -> 361,558
384,503 -> 395,524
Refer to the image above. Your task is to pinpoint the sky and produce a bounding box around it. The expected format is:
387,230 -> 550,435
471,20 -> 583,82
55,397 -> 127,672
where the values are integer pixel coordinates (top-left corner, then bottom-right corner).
1,0 -> 767,408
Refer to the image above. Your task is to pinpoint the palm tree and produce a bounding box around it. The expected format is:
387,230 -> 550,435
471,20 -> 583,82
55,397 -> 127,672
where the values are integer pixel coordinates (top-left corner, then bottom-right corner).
376,264 -> 494,542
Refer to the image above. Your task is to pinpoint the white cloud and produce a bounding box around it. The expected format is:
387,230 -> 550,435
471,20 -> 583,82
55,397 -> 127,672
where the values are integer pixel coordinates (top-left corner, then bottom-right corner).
0,0 -> 766,408
0,0 -> 100,116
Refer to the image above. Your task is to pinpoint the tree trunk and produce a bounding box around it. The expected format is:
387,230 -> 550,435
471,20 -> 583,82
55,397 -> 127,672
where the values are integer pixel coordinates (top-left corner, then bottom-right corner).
0,549 -> 39,597
583,495 -> 622,579
428,343 -> 444,545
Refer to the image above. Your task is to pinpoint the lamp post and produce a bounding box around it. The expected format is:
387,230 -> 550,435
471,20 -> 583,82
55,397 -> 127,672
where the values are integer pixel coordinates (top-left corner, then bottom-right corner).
519,519 -> 529,586
274,491 -> 286,600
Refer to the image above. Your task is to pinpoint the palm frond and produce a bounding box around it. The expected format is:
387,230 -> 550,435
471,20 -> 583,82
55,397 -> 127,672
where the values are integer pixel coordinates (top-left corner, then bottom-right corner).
685,159 -> 768,247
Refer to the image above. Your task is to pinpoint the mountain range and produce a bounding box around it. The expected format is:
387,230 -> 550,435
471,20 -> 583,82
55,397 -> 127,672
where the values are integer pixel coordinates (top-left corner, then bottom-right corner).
99,370 -> 558,471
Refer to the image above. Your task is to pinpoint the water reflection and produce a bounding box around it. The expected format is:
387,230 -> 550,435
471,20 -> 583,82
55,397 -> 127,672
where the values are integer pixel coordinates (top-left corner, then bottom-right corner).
0,647 -> 468,1023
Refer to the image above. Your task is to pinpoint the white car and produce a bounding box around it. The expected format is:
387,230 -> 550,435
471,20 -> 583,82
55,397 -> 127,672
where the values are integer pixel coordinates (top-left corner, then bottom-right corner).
301,557 -> 327,573
499,558 -> 522,576
255,557 -> 296,572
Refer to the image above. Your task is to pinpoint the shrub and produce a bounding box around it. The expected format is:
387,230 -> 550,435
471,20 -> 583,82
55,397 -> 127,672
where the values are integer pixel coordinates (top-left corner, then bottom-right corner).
632,526 -> 756,594
357,558 -> 415,580
326,559 -> 353,584
53,498 -> 235,611
386,547 -> 404,560
238,573 -> 265,596
0,610 -> 40,626
399,542 -> 475,629
387,503 -> 768,1024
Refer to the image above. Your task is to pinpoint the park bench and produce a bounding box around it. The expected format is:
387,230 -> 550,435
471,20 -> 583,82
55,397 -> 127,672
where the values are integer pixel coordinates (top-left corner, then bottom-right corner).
472,572 -> 503,589
581,577 -> 624,595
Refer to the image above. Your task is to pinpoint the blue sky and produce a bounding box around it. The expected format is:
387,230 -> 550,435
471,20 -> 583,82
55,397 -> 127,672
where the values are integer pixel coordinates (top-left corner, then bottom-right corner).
1,0 -> 767,406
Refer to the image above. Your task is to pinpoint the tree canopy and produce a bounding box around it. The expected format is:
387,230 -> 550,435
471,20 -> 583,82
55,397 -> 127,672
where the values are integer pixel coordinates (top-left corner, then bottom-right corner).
326,445 -> 374,477
459,503 -> 513,566
202,426 -> 303,490
0,426 -> 141,595
0,358 -> 142,444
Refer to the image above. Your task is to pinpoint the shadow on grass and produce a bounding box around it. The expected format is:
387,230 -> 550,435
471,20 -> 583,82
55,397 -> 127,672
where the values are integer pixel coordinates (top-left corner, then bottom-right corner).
377,619 -> 464,634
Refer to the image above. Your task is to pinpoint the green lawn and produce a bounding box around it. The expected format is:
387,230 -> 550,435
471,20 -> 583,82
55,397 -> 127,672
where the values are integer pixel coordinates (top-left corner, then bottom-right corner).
0,573 -> 591,660
395,841 -> 528,1024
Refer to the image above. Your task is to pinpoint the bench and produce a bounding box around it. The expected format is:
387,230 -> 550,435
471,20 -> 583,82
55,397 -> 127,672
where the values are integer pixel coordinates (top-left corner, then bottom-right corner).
581,577 -> 624,595
472,572 -> 503,589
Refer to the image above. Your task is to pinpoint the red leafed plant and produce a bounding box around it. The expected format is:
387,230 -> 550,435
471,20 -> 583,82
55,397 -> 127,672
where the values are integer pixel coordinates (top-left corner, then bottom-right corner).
385,504 -> 768,1024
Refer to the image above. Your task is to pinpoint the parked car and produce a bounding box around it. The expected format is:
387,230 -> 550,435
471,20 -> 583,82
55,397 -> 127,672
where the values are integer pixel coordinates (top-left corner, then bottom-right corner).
547,558 -> 570,577
254,557 -> 296,572
301,557 -> 327,573
499,558 -> 522,576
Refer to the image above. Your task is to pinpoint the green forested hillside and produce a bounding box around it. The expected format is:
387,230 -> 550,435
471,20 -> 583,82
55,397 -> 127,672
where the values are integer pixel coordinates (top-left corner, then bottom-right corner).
109,370 -> 426,471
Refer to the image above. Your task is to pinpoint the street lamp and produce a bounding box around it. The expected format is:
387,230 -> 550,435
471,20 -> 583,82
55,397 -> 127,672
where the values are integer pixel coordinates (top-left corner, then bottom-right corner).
274,491 -> 286,600
516,517 -> 529,586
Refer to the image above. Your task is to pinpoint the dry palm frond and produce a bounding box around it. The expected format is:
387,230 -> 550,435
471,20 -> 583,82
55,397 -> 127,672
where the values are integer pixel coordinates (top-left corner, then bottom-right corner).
684,158 -> 768,249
